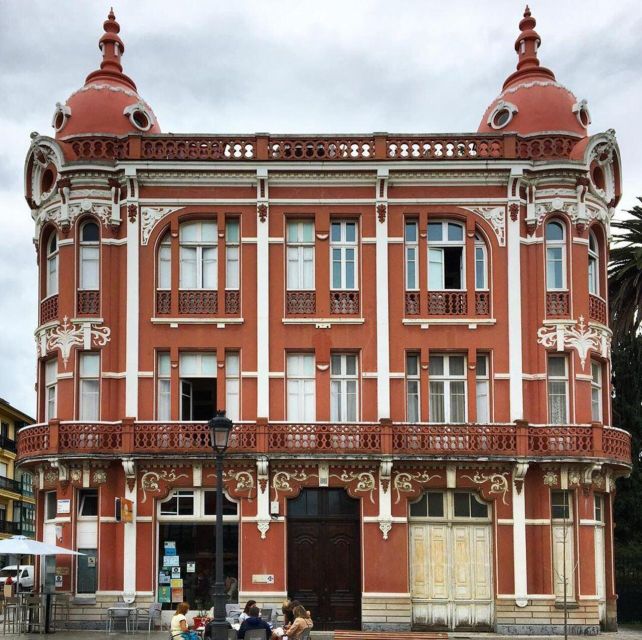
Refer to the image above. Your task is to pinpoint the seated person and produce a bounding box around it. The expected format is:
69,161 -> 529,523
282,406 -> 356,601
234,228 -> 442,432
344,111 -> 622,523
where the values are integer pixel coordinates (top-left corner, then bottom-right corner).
239,600 -> 257,624
284,605 -> 313,640
238,605 -> 271,640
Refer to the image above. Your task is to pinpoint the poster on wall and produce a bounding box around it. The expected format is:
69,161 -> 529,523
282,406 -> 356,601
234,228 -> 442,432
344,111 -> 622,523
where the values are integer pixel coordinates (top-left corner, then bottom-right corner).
159,571 -> 170,585
171,566 -> 181,579
170,578 -> 183,589
164,541 -> 177,556
186,562 -> 196,573
171,588 -> 184,603
158,586 -> 171,603
163,555 -> 180,567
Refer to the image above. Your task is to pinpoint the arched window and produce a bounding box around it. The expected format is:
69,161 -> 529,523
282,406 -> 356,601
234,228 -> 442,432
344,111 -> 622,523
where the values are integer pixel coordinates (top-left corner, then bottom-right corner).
588,230 -> 600,295
428,221 -> 465,290
79,221 -> 100,290
46,233 -> 58,297
474,233 -> 488,290
158,233 -> 171,289
545,220 -> 566,291
179,221 -> 217,289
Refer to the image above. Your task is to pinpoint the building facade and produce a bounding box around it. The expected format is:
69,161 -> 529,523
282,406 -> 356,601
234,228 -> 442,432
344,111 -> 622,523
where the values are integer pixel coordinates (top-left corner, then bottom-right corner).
0,399 -> 36,547
18,7 -> 632,634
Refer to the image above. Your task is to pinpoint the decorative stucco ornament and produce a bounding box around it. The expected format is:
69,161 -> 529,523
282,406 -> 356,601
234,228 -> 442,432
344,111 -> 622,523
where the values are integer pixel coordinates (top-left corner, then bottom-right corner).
461,471 -> 510,505
462,206 -> 506,246
140,207 -> 183,245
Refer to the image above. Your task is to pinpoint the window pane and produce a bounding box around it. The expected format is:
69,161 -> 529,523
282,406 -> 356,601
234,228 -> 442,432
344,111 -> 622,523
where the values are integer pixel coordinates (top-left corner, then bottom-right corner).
443,247 -> 463,289
427,493 -> 444,517
547,248 -> 563,289
476,380 -> 489,423
476,355 -> 488,377
406,354 -> 419,376
429,356 -> 444,376
201,353 -> 217,376
82,223 -> 99,242
45,359 -> 58,384
448,223 -> 463,242
450,381 -> 466,422
548,381 -> 568,423
345,249 -> 355,288
226,352 -> 240,376
406,247 -> 417,290
330,222 -> 341,242
345,355 -> 357,376
179,247 -> 197,288
226,220 -> 239,242
428,248 -> 443,290
410,495 -> 426,517
546,221 -> 564,241
80,246 -> 99,289
427,223 -> 442,242
346,380 -> 357,421
407,380 -> 419,422
453,493 -> 470,517
429,381 -> 445,422
80,353 -> 100,377
301,221 -> 314,243
470,495 -> 488,518
158,353 -> 171,377
202,247 -> 217,288
159,245 -> 171,288
226,246 -> 239,289
331,355 -> 342,375
330,380 -> 340,421
80,380 -> 100,420
158,379 -> 171,420
201,222 -> 217,242
475,246 -> 486,289
332,249 -> 342,288
180,222 -> 198,242
548,356 -> 566,377
345,223 -> 356,243
448,356 -> 465,376
405,221 -> 417,242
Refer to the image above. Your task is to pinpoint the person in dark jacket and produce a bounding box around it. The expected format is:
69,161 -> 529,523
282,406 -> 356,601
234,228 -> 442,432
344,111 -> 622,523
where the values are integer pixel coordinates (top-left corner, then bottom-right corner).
238,606 -> 271,640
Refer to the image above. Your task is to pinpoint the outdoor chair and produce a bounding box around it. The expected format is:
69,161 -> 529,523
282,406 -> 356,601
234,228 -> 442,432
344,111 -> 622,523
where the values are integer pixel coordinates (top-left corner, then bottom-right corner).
2,596 -> 21,634
51,593 -> 71,631
106,602 -> 133,633
225,603 -> 241,626
22,594 -> 43,633
259,607 -> 272,622
300,629 -> 311,640
227,631 -> 237,640
243,630 -> 268,640
136,602 -> 164,632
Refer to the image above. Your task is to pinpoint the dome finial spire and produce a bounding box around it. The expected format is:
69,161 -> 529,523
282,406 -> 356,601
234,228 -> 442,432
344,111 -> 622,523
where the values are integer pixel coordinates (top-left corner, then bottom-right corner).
84,9 -> 137,91
501,4 -> 555,89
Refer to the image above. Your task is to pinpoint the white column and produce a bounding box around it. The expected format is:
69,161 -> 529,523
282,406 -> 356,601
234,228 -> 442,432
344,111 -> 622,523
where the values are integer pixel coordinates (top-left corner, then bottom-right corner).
125,169 -> 139,417
122,474 -> 137,601
375,169 -> 390,419
507,195 -> 523,421
256,169 -> 270,417
512,463 -> 529,607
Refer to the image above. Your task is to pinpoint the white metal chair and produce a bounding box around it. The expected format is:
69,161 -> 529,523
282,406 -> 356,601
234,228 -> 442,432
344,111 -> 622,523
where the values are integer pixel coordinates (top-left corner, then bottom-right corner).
136,602 -> 164,632
2,596 -> 22,634
243,630 -> 268,640
106,602 -> 132,633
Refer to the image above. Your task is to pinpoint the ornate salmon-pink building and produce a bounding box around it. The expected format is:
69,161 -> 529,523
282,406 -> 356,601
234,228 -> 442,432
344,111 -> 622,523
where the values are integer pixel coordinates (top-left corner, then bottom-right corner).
18,7 -> 631,634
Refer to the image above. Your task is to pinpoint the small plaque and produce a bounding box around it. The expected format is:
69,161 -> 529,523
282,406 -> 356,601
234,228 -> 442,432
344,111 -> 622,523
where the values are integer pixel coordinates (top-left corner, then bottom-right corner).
252,574 -> 274,584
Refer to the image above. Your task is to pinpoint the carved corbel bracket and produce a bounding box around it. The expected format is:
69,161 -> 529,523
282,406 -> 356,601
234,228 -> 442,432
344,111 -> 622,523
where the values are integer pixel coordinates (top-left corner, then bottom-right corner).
513,462 -> 529,495
582,462 -> 602,486
122,458 -> 136,493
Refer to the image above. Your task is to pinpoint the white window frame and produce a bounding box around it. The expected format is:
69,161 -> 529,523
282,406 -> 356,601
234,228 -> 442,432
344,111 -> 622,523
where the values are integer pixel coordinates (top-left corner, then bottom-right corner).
225,219 -> 240,290
330,353 -> 359,422
287,221 -> 315,291
46,233 -> 59,297
548,354 -> 569,424
475,354 -> 490,423
474,233 -> 488,290
78,352 -> 100,421
287,353 -> 316,421
158,488 -> 239,522
44,358 -> 57,422
545,220 -> 567,291
406,352 -> 420,423
158,233 -> 171,290
179,221 -> 218,290
588,230 -> 600,296
330,221 -> 358,290
428,353 -> 467,423
225,352 -> 240,421
427,220 -> 466,291
79,221 -> 100,291
156,352 -> 171,420
591,359 -> 603,422
405,220 -> 419,291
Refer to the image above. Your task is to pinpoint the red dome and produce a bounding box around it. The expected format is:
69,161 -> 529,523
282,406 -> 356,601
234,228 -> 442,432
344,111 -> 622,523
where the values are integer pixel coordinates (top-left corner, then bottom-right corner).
53,10 -> 160,139
478,6 -> 589,137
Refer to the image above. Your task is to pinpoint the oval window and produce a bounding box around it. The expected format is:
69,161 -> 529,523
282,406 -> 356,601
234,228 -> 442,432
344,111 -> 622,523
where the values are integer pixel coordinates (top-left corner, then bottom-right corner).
132,109 -> 150,130
41,167 -> 56,194
492,108 -> 511,128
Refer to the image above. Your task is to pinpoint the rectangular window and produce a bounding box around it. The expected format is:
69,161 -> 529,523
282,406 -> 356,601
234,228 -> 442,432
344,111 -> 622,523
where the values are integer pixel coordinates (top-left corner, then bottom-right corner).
160,490 -> 195,516
330,221 -> 358,290
225,220 -> 240,290
179,221 -> 217,289
287,221 -> 315,290
79,245 -> 99,290
179,352 -> 217,421
548,354 -> 569,424
79,352 -> 100,420
78,489 -> 98,517
409,492 -> 444,518
45,358 -> 57,421
427,221 -> 464,290
405,221 -> 419,290
47,251 -> 58,297
475,355 -> 490,423
546,246 -> 565,290
157,352 -> 171,420
475,244 -> 487,290
158,239 -> 171,289
287,354 -> 316,421
330,353 -> 359,422
225,352 -> 240,421
551,490 -> 571,520
0,463 -> 7,477
591,360 -> 603,422
429,354 -> 466,423
406,353 -> 420,423
594,494 -> 604,522
45,491 -> 57,520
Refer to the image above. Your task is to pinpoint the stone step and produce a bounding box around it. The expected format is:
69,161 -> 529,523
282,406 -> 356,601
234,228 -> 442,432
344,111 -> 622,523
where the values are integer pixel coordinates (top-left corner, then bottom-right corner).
334,631 -> 448,640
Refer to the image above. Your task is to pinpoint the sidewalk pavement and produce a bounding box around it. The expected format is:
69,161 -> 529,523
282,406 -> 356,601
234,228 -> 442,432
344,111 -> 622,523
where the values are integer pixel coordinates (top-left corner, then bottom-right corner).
1,628 -> 641,640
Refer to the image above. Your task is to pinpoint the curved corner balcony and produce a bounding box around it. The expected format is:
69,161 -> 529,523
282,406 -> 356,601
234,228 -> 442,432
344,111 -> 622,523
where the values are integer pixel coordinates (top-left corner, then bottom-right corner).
16,420 -> 631,467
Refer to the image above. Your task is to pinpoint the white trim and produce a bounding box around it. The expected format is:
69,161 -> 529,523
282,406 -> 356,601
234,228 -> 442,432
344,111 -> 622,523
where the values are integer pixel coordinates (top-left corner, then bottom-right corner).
513,481 -> 528,606
240,237 -> 257,244
135,516 -> 153,522
375,193 -> 390,420
57,372 -> 74,380
101,238 -> 127,245
496,594 -> 556,600
522,373 -> 547,381
497,519 -> 514,525
526,519 -> 552,525
282,317 -> 365,325
402,318 -> 496,326
268,372 -> 285,379
361,372 -> 379,379
151,317 -> 244,324
576,374 -> 593,381
257,182 -> 270,418
268,237 -> 284,243
572,238 -> 590,245
125,182 -> 139,418
102,372 -> 126,379
57,238 -> 74,247
241,371 -> 258,378
493,373 -> 511,380
362,592 -> 412,598
520,237 -> 544,245
138,371 -> 154,378
362,516 -> 407,524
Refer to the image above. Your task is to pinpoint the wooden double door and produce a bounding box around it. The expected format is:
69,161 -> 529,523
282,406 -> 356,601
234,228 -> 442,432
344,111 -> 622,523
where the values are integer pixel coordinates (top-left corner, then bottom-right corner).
287,489 -> 361,630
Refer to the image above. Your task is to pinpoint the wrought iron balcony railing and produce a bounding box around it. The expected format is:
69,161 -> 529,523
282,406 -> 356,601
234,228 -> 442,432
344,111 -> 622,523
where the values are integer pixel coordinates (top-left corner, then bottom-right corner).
16,420 -> 632,466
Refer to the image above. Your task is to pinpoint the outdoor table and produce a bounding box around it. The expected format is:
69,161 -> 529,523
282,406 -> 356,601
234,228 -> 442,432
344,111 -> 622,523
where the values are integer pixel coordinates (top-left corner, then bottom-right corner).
106,606 -> 138,633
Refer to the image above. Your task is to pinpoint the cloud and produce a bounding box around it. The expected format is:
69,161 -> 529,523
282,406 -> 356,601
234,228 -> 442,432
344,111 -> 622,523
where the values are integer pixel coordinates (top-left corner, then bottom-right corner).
1,0 -> 641,415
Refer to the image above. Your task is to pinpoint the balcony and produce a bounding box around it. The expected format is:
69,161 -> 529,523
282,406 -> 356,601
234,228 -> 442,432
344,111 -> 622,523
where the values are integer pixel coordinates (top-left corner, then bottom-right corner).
77,290 -> 100,315
0,476 -> 24,496
589,294 -> 607,325
40,295 -> 58,325
546,291 -> 570,317
16,420 -> 632,466
0,435 -> 16,453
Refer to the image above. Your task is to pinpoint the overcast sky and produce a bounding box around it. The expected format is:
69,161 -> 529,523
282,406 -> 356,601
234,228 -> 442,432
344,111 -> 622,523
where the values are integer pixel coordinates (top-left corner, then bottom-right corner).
1,0 -> 641,417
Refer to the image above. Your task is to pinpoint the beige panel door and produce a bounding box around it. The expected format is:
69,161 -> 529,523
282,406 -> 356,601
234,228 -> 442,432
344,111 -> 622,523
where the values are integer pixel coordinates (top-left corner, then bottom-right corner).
410,521 -> 492,629
552,523 -> 575,601
594,525 -> 606,622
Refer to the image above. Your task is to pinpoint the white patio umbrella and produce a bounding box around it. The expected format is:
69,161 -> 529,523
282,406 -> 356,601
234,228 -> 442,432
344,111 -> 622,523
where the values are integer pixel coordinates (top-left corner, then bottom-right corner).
0,535 -> 82,557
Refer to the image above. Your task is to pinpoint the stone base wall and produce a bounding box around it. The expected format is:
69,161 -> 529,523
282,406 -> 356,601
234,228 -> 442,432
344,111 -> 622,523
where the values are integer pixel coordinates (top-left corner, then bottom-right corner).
59,594 -> 156,631
495,599 -> 600,635
362,594 -> 412,631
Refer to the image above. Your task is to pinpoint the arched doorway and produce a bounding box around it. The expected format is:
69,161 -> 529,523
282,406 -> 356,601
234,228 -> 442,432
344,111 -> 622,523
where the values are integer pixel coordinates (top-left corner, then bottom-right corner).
409,490 -> 493,630
287,488 -> 361,630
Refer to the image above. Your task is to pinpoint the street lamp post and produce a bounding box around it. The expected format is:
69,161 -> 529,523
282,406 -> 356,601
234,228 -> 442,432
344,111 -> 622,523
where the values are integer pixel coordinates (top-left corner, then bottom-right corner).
207,410 -> 233,640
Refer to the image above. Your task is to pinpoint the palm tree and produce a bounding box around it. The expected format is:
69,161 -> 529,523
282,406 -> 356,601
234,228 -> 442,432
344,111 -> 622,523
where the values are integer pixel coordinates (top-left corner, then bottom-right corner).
609,200 -> 642,340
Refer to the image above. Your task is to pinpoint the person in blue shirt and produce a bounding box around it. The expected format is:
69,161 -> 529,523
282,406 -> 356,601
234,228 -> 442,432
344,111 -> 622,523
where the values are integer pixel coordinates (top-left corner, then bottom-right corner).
237,605 -> 271,640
